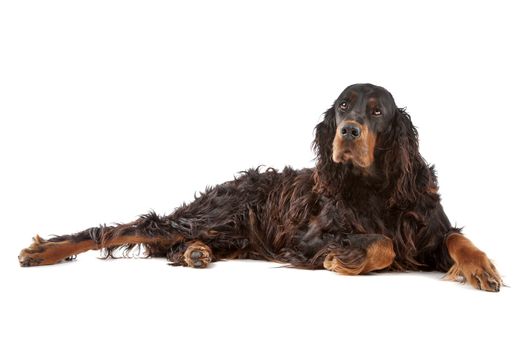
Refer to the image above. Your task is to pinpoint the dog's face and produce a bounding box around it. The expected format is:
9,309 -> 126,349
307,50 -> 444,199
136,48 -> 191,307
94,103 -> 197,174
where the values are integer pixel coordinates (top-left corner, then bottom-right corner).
332,84 -> 397,168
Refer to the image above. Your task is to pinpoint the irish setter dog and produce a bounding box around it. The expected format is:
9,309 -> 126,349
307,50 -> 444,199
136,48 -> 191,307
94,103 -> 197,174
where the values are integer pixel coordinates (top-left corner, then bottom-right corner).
18,83 -> 502,292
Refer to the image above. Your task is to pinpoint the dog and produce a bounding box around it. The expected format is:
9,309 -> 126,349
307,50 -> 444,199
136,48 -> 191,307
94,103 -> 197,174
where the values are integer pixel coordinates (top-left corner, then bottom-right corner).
18,83 -> 502,292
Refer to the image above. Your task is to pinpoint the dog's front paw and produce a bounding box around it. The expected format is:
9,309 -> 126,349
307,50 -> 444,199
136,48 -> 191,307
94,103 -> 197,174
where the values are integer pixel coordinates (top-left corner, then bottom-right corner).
445,251 -> 502,292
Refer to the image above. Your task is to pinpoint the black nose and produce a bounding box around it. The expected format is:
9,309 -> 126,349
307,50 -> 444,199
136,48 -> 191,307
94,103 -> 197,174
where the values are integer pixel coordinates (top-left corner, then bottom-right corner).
341,124 -> 361,140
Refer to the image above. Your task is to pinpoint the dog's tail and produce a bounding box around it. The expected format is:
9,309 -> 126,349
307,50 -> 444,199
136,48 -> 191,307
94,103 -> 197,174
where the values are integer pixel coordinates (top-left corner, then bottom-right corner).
18,211 -> 182,267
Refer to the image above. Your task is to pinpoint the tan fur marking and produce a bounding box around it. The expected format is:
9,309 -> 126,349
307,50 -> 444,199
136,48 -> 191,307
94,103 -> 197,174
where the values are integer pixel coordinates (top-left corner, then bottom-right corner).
361,237 -> 395,273
428,185 -> 439,194
19,235 -> 179,267
324,237 -> 395,275
332,122 -> 376,168
323,252 -> 366,275
18,237 -> 97,266
445,233 -> 502,292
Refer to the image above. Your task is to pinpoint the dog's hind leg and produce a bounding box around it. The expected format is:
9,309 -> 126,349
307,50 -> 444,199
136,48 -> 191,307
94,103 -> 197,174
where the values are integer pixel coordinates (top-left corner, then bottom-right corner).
166,240 -> 213,268
18,212 -> 183,267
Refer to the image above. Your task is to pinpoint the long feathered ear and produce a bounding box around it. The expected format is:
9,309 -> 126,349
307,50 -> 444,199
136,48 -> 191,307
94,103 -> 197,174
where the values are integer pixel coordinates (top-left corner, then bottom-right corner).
382,108 -> 428,208
313,107 -> 336,166
312,107 -> 343,194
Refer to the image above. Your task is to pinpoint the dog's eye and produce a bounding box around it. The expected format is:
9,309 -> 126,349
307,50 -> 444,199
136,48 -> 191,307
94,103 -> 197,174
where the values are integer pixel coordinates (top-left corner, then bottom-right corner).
339,101 -> 349,110
372,108 -> 382,116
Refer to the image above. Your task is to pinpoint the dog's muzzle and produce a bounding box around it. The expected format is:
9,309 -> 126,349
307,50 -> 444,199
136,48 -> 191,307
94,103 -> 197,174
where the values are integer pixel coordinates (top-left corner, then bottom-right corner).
332,121 -> 375,168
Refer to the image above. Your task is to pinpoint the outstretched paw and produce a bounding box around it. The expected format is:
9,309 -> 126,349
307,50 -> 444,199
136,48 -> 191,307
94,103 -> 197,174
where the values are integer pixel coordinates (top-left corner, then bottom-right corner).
19,235 -> 47,267
445,252 -> 502,292
18,235 -> 76,267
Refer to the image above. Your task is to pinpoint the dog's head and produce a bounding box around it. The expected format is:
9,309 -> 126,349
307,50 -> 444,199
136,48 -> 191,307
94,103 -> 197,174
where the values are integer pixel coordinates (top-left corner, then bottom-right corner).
314,83 -> 419,171
330,84 -> 397,168
313,84 -> 429,203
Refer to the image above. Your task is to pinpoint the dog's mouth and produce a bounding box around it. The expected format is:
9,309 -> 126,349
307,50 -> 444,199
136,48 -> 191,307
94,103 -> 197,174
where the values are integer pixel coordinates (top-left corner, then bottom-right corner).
332,147 -> 372,168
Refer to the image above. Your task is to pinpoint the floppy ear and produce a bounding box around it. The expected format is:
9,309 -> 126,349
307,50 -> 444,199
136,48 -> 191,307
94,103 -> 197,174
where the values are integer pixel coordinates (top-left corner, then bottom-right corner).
313,107 -> 336,166
312,107 -> 343,194
382,108 -> 428,208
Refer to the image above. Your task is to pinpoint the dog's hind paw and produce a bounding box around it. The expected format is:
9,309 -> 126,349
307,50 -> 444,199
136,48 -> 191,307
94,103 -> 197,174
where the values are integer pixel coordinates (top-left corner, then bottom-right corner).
168,240 -> 213,268
18,235 -> 76,267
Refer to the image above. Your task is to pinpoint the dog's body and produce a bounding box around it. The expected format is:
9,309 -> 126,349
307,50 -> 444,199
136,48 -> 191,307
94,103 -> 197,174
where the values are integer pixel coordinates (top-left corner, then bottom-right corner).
19,83 -> 502,291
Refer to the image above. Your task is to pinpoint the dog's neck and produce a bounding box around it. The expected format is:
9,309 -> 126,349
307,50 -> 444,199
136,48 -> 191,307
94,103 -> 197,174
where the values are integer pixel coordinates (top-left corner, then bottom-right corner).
314,161 -> 386,200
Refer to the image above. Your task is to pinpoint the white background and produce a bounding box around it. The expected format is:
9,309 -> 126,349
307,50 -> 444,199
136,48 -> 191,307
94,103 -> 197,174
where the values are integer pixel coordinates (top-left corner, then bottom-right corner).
1,0 -> 524,349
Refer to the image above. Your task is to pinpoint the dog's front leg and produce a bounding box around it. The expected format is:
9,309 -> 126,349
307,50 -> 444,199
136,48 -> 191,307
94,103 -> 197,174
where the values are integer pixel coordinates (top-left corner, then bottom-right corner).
322,234 -> 396,275
445,233 -> 502,292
